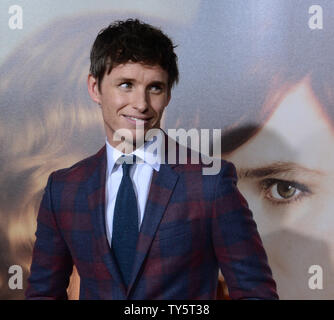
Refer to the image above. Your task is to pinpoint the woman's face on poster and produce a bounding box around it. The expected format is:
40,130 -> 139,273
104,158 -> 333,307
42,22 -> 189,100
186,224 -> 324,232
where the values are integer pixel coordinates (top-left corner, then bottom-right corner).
225,78 -> 334,299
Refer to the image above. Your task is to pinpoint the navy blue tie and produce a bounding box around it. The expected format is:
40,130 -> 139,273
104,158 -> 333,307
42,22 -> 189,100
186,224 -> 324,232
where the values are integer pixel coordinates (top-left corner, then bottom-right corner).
112,155 -> 139,287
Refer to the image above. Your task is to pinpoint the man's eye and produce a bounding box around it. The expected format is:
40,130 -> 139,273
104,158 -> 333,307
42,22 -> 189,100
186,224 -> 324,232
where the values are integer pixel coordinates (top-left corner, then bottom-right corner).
149,85 -> 162,93
260,178 -> 311,204
119,82 -> 132,89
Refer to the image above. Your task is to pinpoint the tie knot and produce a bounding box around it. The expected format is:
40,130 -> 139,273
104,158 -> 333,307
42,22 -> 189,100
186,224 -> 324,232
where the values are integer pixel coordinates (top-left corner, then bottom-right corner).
119,155 -> 136,176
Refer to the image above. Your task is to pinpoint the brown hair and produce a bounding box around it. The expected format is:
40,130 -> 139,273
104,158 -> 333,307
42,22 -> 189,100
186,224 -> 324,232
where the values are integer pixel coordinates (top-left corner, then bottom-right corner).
89,19 -> 179,91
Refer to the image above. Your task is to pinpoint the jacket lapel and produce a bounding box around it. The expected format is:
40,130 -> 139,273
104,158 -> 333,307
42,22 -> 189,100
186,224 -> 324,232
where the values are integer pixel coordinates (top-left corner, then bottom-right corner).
127,162 -> 179,295
87,145 -> 127,298
86,136 -> 181,298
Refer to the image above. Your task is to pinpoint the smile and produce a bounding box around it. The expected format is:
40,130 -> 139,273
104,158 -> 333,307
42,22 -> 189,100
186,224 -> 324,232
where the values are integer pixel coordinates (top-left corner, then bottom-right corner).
123,115 -> 150,124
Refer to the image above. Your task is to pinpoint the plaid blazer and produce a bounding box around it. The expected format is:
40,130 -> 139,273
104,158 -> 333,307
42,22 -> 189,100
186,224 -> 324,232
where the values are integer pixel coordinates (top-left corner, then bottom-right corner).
26,140 -> 278,300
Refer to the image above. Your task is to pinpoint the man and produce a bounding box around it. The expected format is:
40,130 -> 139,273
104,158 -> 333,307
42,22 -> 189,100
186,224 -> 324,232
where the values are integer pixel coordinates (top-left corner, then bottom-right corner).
26,19 -> 278,299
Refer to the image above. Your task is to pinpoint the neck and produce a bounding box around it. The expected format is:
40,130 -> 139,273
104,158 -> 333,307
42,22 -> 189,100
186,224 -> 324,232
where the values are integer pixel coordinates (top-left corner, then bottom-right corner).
107,137 -> 146,154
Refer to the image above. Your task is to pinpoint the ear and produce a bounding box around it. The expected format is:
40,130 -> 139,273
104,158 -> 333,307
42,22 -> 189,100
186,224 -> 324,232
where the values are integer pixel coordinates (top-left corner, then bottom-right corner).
87,74 -> 102,105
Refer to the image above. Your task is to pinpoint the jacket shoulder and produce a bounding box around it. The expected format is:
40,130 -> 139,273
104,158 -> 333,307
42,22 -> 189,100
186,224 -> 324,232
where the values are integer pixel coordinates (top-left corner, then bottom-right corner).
51,145 -> 106,182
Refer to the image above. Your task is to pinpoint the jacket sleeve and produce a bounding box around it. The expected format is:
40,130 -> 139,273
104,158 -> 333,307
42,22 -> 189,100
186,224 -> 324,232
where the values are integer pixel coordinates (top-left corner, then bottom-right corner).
25,172 -> 73,300
212,161 -> 278,300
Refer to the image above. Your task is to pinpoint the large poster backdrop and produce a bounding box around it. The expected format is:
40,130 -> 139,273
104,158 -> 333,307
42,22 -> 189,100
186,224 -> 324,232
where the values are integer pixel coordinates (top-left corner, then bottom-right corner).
0,0 -> 333,299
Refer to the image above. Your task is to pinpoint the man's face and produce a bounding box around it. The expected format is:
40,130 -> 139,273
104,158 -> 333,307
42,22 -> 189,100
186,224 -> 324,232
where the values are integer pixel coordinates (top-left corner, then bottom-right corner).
88,61 -> 170,149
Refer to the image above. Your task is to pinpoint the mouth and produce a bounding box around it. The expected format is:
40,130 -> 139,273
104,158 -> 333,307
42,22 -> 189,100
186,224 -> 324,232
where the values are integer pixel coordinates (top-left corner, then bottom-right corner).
123,115 -> 151,125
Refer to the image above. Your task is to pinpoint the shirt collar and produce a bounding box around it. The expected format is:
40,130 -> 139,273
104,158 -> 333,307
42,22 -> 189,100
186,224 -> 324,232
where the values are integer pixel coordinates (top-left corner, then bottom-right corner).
106,129 -> 163,176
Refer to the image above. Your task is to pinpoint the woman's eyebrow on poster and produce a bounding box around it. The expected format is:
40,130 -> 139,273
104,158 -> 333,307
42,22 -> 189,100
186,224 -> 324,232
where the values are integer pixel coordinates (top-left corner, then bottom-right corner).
237,162 -> 325,180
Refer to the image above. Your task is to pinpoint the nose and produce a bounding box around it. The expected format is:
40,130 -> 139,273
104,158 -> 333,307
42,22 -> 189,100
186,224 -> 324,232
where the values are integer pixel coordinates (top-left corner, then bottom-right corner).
133,89 -> 149,112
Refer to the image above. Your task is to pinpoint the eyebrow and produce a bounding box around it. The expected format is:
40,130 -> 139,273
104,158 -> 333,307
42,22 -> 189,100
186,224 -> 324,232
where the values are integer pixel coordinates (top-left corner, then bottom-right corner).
115,77 -> 136,83
149,81 -> 167,87
237,161 -> 325,179
115,78 -> 167,86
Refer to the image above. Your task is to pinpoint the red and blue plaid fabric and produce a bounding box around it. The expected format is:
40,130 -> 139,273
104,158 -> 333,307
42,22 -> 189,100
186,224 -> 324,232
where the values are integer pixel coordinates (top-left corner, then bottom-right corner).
26,142 -> 278,300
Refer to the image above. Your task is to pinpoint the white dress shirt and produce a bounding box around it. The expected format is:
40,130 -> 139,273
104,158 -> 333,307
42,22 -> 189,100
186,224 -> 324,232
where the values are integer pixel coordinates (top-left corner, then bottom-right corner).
105,133 -> 162,247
